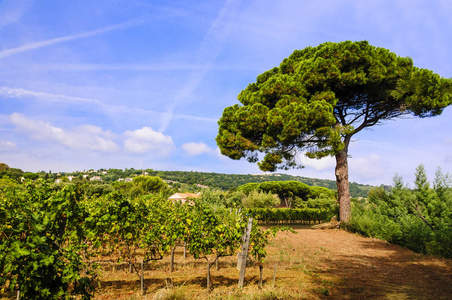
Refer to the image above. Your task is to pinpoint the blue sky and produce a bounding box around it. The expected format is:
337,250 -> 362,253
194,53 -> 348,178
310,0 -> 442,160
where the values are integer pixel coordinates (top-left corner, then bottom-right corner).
0,0 -> 451,186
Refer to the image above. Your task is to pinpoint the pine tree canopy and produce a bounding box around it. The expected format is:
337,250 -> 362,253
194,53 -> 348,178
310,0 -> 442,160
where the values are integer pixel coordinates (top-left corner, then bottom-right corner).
216,40 -> 452,172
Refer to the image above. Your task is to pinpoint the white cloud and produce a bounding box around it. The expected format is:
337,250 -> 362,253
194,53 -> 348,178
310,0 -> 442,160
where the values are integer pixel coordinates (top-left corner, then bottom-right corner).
0,140 -> 16,151
0,0 -> 33,28
10,113 -> 118,152
295,151 -> 336,171
349,154 -> 385,182
124,127 -> 174,155
443,137 -> 452,145
182,142 -> 214,156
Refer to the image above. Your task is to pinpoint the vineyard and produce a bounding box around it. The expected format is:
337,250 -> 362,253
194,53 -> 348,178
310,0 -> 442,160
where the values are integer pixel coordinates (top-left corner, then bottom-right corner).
1,180 -> 333,299
3,166 -> 450,299
246,208 -> 336,225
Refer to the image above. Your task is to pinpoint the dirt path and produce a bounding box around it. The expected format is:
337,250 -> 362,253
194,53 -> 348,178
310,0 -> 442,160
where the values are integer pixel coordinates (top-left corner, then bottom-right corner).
272,227 -> 452,299
43,226 -> 452,299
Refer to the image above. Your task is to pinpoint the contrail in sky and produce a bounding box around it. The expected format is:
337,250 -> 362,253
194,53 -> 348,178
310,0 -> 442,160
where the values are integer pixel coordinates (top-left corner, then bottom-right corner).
0,86 -> 216,123
159,0 -> 243,132
0,18 -> 143,60
0,86 -> 99,105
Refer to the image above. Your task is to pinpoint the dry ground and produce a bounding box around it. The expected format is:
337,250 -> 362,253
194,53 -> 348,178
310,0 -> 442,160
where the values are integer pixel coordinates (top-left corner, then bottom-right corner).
90,226 -> 452,299
275,227 -> 452,299
3,226 -> 451,299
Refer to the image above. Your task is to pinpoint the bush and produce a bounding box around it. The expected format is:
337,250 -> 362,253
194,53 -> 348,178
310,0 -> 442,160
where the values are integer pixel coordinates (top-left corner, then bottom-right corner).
242,190 -> 280,208
347,166 -> 452,259
0,181 -> 95,299
246,207 -> 337,224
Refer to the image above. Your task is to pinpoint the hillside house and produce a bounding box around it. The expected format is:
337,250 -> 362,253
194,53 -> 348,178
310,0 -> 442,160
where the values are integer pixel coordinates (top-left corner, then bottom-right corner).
168,192 -> 200,205
195,184 -> 209,189
90,176 -> 102,181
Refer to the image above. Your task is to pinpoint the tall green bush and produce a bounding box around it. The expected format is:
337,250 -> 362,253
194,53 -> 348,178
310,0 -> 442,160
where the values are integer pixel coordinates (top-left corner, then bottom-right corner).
241,190 -> 280,208
348,166 -> 452,258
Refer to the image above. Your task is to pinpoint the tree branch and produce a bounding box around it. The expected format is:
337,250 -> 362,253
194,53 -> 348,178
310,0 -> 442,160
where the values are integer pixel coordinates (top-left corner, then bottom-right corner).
413,203 -> 435,231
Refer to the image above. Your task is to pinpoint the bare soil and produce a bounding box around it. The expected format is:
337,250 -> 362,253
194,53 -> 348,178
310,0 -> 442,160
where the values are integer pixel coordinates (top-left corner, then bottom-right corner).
5,226 -> 450,299
88,226 -> 452,299
274,226 -> 452,299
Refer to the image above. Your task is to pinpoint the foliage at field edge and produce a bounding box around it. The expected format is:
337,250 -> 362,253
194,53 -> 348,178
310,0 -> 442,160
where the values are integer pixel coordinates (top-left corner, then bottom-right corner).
347,165 -> 452,259
0,182 -> 94,299
2,161 -> 452,298
0,178 -> 312,298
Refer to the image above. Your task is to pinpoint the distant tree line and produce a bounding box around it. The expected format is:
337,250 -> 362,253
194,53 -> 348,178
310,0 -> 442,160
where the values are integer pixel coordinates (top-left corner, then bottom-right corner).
146,170 -> 375,198
0,163 -> 375,198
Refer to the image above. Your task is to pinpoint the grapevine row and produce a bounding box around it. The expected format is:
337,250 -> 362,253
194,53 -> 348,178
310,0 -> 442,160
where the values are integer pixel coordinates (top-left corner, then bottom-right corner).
1,181 -> 288,299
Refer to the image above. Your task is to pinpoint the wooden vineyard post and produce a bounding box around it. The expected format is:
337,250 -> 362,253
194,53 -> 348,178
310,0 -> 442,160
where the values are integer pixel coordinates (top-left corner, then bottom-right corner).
140,260 -> 144,296
238,218 -> 253,288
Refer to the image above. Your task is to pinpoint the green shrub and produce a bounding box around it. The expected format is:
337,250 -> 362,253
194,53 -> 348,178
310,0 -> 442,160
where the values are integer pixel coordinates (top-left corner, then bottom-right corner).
242,190 -> 280,208
347,166 -> 452,259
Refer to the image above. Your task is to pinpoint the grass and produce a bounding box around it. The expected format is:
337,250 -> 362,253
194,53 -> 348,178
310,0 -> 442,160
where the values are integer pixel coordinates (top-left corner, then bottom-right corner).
82,229 -> 327,299
4,225 -> 452,300
0,227 -> 347,299
153,284 -> 188,300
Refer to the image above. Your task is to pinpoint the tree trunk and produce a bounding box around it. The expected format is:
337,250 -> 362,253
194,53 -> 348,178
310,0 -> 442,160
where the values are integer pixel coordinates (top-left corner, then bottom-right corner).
129,252 -> 133,273
206,260 -> 212,291
258,263 -> 263,289
283,197 -> 292,208
170,246 -> 176,272
335,147 -> 351,223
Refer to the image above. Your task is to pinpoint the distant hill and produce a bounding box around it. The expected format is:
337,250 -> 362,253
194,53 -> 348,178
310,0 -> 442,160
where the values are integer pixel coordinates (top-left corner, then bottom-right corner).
147,170 -> 374,198
34,165 -> 375,198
